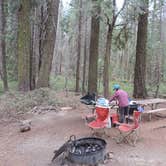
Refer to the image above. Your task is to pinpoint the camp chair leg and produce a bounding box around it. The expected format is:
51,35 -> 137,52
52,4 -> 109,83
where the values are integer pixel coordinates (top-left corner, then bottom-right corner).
90,128 -> 109,138
115,130 -> 136,145
91,128 -> 96,136
114,135 -> 124,144
114,111 -> 141,146
149,113 -> 152,121
122,130 -> 139,146
90,128 -> 103,137
132,129 -> 140,146
114,131 -> 127,144
102,128 -> 110,138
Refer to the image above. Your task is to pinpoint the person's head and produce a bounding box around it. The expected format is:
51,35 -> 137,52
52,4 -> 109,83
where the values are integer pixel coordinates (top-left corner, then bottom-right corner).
113,84 -> 120,91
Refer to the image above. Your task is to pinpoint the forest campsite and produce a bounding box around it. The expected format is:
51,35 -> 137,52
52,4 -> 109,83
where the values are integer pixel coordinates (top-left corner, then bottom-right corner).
0,0 -> 166,166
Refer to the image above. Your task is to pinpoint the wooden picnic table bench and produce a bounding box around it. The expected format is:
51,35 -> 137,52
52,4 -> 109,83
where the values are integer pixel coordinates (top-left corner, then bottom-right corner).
135,98 -> 166,120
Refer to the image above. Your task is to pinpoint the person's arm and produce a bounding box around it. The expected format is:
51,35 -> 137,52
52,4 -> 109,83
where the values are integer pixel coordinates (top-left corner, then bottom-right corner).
109,91 -> 118,102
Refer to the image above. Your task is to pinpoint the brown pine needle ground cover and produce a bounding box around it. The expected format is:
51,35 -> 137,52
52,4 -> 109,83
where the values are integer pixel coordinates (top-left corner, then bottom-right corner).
0,90 -> 166,166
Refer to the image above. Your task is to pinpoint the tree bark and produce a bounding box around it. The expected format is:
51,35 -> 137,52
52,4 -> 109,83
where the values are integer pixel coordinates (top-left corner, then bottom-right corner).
103,25 -> 113,98
103,0 -> 126,98
0,0 -> 3,78
88,0 -> 100,95
133,2 -> 148,98
0,0 -> 8,91
18,0 -> 31,91
75,0 -> 82,92
159,1 -> 165,81
30,6 -> 36,90
82,15 -> 88,94
6,0 -> 18,81
37,0 -> 60,88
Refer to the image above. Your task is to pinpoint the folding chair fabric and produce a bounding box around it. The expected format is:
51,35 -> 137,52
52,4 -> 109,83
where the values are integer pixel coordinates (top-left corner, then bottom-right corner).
87,106 -> 110,135
115,111 -> 141,146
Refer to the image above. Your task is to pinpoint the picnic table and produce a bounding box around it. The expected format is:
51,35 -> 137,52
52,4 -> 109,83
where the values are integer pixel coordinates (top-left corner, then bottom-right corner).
135,98 -> 166,120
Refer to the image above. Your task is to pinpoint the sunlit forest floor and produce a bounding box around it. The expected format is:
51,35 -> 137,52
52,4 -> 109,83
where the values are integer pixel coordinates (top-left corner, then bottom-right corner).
0,90 -> 166,166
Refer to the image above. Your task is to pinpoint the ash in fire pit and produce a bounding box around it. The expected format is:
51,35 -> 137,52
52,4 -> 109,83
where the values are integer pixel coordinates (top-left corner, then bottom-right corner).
52,136 -> 107,166
68,137 -> 107,165
70,143 -> 102,155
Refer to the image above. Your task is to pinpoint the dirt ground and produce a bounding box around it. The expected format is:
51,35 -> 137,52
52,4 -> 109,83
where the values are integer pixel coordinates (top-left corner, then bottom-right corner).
0,93 -> 166,166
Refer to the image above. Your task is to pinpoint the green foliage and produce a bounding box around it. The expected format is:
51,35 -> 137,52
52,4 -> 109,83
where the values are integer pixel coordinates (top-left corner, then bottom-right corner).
60,14 -> 71,33
98,80 -> 133,97
146,82 -> 166,97
113,27 -> 131,50
0,80 -> 17,95
159,82 -> 166,94
60,0 -> 80,36
0,81 -> 3,94
100,0 -> 113,20
50,75 -> 75,91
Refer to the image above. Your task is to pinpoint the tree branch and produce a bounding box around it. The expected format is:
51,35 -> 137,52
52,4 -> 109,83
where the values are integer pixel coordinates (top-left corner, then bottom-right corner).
114,23 -> 127,27
104,12 -> 110,26
115,0 -> 127,18
113,0 -> 116,18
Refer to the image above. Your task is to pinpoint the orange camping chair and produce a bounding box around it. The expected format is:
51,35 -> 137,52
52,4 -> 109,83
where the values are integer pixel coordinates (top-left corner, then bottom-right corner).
115,111 -> 141,146
87,106 -> 110,136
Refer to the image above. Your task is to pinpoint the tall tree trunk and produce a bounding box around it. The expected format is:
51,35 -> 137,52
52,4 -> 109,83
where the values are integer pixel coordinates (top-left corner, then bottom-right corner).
59,52 -> 62,74
0,0 -> 3,80
103,0 -> 126,98
0,0 -> 8,91
133,1 -> 148,98
30,7 -> 36,90
31,6 -> 41,85
75,0 -> 82,92
82,15 -> 88,94
103,25 -> 113,98
52,1 -> 63,75
147,0 -> 156,85
38,5 -> 43,75
160,1 -> 165,81
155,0 -> 164,96
37,0 -> 60,88
88,0 -> 100,95
18,0 -> 31,91
6,0 -> 18,81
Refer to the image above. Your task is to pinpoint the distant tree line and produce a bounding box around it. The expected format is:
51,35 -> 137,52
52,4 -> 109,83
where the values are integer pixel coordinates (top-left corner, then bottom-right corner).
0,0 -> 166,98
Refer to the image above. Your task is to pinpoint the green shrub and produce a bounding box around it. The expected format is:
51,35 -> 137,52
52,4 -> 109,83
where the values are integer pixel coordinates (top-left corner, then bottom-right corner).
50,75 -> 75,91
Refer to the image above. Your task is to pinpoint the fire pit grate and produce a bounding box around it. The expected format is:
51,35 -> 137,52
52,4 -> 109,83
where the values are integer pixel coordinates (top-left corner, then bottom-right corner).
70,142 -> 102,155
68,137 -> 107,165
